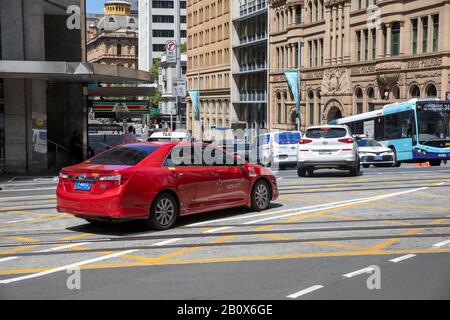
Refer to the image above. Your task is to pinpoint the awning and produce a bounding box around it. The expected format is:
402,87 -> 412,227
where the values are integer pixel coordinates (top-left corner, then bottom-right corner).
0,60 -> 152,84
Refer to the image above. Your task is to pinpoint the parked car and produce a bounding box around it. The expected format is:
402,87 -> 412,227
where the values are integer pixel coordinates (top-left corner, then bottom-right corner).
216,139 -> 251,162
251,131 -> 302,169
297,125 -> 360,176
57,142 -> 278,230
355,136 -> 396,168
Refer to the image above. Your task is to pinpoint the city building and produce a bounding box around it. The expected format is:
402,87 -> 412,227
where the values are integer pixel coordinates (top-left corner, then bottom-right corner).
186,0 -> 232,140
0,0 -> 151,174
130,0 -> 139,16
138,0 -> 187,72
230,0 -> 269,136
87,0 -> 138,69
158,52 -> 187,130
269,0 -> 450,131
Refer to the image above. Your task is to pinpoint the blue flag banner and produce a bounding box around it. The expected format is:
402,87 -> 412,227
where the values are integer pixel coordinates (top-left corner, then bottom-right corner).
188,90 -> 200,121
285,70 -> 300,116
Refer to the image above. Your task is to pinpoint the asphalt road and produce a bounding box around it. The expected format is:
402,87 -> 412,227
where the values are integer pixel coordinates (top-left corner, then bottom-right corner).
0,164 -> 449,300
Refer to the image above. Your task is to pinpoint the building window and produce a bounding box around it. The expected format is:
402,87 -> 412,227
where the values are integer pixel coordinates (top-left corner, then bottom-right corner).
117,44 -> 122,56
355,88 -> 363,114
367,87 -> 375,111
277,92 -> 282,123
410,84 -> 420,98
411,18 -> 418,54
309,41 -> 313,67
371,29 -> 376,60
392,85 -> 400,100
391,22 -> 400,56
295,5 -> 301,24
426,83 -> 437,98
364,30 -> 369,61
320,39 -> 324,66
317,90 -> 321,124
422,16 -> 428,53
383,25 -> 387,56
432,14 -> 439,52
356,31 -> 361,61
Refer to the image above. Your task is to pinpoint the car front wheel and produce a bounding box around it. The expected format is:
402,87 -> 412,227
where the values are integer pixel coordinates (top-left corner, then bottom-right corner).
251,180 -> 271,211
148,193 -> 179,230
297,167 -> 307,177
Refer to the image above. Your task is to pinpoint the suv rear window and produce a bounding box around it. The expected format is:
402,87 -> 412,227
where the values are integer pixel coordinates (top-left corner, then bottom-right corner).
305,128 -> 347,139
88,145 -> 159,165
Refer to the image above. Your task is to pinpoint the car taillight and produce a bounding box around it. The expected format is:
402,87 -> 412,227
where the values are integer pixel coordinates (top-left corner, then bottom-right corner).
59,172 -> 69,180
99,175 -> 129,186
338,138 -> 354,144
300,139 -> 313,144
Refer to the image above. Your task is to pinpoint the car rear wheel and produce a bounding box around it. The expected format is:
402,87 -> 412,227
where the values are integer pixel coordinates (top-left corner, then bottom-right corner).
148,193 -> 179,230
297,167 -> 307,177
390,147 -> 401,167
251,180 -> 271,211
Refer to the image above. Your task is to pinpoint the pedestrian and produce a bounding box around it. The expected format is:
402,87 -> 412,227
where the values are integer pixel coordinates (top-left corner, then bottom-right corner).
70,131 -> 83,163
87,145 -> 95,158
122,126 -> 139,144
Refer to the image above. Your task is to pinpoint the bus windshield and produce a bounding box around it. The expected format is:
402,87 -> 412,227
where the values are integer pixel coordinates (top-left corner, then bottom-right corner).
417,107 -> 450,143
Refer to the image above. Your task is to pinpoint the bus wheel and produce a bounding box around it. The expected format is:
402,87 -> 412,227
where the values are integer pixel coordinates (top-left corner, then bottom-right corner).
429,160 -> 441,166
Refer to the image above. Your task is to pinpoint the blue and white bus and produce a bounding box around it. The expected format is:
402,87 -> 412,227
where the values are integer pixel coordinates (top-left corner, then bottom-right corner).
330,99 -> 450,166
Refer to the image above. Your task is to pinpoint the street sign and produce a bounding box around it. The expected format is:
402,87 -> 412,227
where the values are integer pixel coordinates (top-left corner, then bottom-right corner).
149,108 -> 161,115
166,40 -> 177,63
172,78 -> 186,97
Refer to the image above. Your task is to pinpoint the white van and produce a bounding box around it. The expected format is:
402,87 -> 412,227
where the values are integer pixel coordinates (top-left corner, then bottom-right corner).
147,131 -> 189,142
251,131 -> 302,169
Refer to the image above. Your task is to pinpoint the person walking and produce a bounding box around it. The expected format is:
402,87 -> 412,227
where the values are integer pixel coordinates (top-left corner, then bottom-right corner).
70,131 -> 83,163
122,126 -> 139,144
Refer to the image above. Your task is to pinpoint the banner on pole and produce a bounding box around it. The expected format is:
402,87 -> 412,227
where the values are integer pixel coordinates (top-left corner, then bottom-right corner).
188,90 -> 200,121
284,70 -> 300,116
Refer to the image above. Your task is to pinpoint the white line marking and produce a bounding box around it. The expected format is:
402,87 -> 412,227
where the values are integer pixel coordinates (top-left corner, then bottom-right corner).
343,267 -> 375,278
151,238 -> 181,246
0,257 -> 18,263
203,227 -> 233,233
389,254 -> 416,263
244,187 -> 428,225
37,242 -> 89,253
4,219 -> 36,224
432,240 -> 450,248
0,187 -> 56,193
287,285 -> 324,298
0,249 -> 138,284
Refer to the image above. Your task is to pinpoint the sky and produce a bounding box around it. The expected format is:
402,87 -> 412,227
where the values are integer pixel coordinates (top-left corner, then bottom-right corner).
86,0 -> 109,14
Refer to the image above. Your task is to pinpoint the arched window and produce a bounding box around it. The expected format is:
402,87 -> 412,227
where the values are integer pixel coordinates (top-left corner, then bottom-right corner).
108,17 -> 115,23
129,18 -> 135,24
314,0 -> 318,22
426,83 -> 437,98
367,87 -> 375,111
392,85 -> 400,100
295,5 -> 302,24
277,92 -> 282,124
308,91 -> 315,125
308,2 -> 313,23
117,44 -> 122,56
280,12 -> 284,31
410,84 -> 420,98
283,91 -> 288,124
355,88 -> 363,114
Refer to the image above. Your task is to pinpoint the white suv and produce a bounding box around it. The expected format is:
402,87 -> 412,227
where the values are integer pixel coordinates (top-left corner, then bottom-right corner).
297,125 -> 360,177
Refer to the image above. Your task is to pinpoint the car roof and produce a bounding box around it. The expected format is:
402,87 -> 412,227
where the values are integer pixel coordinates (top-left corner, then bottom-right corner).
306,124 -> 348,130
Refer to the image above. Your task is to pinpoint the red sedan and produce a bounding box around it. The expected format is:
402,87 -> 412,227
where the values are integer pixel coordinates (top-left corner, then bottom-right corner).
57,142 -> 278,230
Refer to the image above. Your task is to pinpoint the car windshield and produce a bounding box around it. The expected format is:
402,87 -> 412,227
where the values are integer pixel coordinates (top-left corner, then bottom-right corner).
417,107 -> 450,142
305,128 -> 347,139
88,145 -> 159,165
356,139 -> 382,147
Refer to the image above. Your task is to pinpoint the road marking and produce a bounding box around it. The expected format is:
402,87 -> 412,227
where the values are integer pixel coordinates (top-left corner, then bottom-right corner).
287,285 -> 324,299
58,233 -> 92,241
389,254 -> 416,263
343,267 -> 375,278
203,227 -> 233,233
244,187 -> 428,225
152,238 -> 181,246
0,195 -> 55,202
0,249 -> 138,284
0,187 -> 56,193
4,219 -> 36,224
432,240 -> 450,248
37,242 -> 90,253
0,256 -> 18,263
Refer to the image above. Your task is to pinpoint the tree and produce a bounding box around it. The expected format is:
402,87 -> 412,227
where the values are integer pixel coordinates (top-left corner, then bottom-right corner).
180,42 -> 187,53
150,59 -> 161,83
150,88 -> 161,109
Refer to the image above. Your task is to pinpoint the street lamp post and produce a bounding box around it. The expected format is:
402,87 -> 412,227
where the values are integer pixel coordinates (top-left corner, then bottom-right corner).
175,0 -> 182,130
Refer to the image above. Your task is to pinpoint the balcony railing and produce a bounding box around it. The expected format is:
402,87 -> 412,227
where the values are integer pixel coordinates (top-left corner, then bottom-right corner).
239,62 -> 267,72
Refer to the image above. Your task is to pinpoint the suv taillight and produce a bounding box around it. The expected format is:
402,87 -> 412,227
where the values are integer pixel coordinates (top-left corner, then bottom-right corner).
338,138 -> 354,144
299,139 -> 313,144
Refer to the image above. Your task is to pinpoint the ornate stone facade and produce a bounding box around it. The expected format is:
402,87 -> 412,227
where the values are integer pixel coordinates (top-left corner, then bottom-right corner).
269,0 -> 450,131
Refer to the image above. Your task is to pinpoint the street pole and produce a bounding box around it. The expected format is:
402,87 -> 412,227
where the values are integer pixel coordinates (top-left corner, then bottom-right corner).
175,0 -> 181,130
297,40 -> 302,132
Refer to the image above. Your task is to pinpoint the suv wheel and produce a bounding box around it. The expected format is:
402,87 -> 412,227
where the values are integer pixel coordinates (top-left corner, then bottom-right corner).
349,158 -> 360,176
297,167 -> 307,177
307,168 -> 314,176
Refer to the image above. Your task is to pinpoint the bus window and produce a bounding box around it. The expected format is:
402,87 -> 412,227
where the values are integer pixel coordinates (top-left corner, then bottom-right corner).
385,114 -> 401,140
374,117 -> 384,141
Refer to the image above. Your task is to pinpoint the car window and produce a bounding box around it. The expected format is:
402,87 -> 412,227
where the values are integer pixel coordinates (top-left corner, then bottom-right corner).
88,145 -> 159,166
164,145 -> 203,166
305,128 -> 347,139
274,132 -> 301,144
204,147 -> 236,166
356,139 -> 382,147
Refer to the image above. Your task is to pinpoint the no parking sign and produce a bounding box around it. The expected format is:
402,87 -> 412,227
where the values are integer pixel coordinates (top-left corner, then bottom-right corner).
166,40 -> 177,63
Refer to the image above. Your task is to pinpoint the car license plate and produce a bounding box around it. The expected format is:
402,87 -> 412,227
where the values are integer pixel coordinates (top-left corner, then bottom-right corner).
319,152 -> 332,155
75,181 -> 92,191
374,156 -> 383,161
